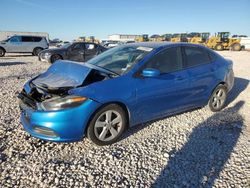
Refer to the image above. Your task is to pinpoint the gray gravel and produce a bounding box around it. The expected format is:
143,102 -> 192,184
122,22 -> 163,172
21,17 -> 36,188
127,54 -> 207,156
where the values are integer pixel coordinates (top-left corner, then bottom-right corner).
0,52 -> 249,187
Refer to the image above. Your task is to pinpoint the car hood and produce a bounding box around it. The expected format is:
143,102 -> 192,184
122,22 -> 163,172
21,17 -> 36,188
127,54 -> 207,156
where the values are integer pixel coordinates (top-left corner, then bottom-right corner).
31,60 -> 116,91
32,60 -> 91,90
0,41 -> 7,44
40,48 -> 66,54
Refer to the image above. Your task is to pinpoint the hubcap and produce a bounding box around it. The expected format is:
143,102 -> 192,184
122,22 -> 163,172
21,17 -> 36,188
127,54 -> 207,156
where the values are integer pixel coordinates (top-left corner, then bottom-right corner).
94,110 -> 122,141
212,88 -> 226,109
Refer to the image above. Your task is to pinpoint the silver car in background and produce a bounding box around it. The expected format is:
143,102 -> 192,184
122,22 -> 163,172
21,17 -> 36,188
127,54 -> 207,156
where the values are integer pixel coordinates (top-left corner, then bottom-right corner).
0,35 -> 49,57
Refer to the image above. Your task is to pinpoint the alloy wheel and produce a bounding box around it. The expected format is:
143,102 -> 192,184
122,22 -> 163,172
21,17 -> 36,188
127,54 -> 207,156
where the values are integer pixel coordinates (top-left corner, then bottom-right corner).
94,110 -> 122,141
211,88 -> 226,110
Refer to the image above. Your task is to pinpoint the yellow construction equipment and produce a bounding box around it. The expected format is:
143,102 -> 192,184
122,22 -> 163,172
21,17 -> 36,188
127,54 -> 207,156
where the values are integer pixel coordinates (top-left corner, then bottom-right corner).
206,32 -> 241,51
189,32 -> 210,44
162,34 -> 172,41
135,34 -> 149,42
149,34 -> 165,42
171,33 -> 188,42
187,32 -> 200,42
85,36 -> 100,44
77,36 -> 86,42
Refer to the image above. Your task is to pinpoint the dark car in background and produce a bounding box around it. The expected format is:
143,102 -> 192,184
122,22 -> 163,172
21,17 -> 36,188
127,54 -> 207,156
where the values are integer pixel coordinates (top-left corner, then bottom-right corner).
38,42 -> 107,63
0,35 -> 49,57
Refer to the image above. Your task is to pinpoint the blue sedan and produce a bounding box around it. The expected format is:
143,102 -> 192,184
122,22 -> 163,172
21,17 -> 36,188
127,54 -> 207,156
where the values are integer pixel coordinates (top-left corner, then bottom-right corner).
18,42 -> 234,145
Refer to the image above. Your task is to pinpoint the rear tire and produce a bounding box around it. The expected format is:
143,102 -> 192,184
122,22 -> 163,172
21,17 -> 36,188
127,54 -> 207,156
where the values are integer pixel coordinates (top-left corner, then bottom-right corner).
87,104 -> 127,146
208,85 -> 227,112
214,44 -> 224,51
50,54 -> 62,63
231,43 -> 241,51
33,47 -> 43,56
0,48 -> 5,57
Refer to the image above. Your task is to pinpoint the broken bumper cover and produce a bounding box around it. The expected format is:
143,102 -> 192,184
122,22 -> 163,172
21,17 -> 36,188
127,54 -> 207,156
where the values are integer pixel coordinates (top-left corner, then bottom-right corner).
20,99 -> 101,142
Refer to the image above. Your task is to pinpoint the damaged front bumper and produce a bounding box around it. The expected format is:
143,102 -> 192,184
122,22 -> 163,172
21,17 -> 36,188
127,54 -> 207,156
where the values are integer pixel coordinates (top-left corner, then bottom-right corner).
18,60 -> 113,142
19,98 -> 101,142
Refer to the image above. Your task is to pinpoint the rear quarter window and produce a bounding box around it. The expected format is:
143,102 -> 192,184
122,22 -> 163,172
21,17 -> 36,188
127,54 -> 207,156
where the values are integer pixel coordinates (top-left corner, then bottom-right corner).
184,46 -> 211,68
33,37 -> 42,42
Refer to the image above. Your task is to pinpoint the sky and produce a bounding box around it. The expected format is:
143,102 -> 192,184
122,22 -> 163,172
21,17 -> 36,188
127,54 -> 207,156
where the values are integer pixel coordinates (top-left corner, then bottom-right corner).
1,0 -> 250,41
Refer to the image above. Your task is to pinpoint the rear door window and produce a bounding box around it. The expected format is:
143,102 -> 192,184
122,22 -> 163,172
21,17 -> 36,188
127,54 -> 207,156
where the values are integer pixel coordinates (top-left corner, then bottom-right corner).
71,43 -> 84,50
21,36 -> 33,42
184,46 -> 211,68
145,47 -> 183,74
85,43 -> 96,50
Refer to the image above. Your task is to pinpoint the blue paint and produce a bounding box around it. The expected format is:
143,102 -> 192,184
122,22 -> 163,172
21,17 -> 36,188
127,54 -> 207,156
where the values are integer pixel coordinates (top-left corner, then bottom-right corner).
19,43 -> 234,142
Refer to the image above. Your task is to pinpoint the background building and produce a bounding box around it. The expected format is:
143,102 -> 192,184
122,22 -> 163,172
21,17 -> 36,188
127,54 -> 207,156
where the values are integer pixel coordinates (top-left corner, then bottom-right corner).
0,31 -> 49,41
108,34 -> 140,42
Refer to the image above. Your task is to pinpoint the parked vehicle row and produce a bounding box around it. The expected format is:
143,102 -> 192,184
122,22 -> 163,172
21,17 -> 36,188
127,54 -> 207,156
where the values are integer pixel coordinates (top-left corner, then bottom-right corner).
18,42 -> 234,145
0,35 -> 109,63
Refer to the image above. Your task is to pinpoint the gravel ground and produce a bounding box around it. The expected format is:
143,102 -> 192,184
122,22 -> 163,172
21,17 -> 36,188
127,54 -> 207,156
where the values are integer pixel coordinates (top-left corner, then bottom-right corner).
0,51 -> 249,188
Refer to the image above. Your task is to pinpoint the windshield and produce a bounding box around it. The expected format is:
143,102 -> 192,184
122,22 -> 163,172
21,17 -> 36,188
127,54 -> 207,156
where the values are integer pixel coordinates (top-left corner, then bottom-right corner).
87,45 -> 153,75
2,37 -> 11,42
60,43 -> 72,48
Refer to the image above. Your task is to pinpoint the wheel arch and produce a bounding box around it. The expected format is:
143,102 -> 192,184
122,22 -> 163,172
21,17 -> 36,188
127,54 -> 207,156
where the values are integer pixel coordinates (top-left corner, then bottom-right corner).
84,101 -> 131,134
33,46 -> 44,51
33,47 -> 44,56
209,81 -> 228,98
0,46 -> 6,52
50,54 -> 63,62
208,81 -> 228,112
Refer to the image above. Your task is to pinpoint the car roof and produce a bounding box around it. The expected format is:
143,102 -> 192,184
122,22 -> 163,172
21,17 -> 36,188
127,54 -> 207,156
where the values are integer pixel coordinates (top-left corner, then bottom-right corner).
73,42 -> 96,44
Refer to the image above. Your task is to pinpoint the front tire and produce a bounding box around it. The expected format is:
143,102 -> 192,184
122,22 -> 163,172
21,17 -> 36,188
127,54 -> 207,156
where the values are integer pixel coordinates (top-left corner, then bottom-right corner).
208,85 -> 227,112
87,104 -> 127,146
214,44 -> 224,51
231,43 -> 241,51
0,48 -> 5,57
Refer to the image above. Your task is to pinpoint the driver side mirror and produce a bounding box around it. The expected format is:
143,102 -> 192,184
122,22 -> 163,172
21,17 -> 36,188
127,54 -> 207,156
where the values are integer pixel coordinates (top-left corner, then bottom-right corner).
142,68 -> 160,78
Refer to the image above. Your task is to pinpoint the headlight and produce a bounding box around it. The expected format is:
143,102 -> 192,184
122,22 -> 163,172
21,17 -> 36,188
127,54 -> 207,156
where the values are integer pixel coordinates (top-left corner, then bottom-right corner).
38,96 -> 87,111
